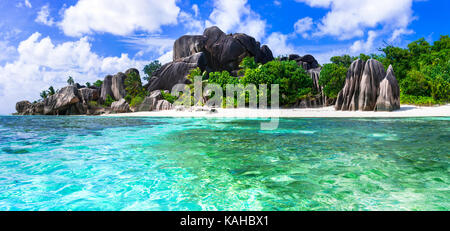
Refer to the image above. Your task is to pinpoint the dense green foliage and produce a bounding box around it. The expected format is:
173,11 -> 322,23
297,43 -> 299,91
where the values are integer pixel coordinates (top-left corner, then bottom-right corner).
124,71 -> 146,105
329,35 -> 450,105
93,80 -> 103,88
206,59 -> 313,106
161,90 -> 178,104
104,95 -> 114,107
240,60 -> 312,105
143,60 -> 162,81
319,64 -> 347,99
85,82 -> 91,88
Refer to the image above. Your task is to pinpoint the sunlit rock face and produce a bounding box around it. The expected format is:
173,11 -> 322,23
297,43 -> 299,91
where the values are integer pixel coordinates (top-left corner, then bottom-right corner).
375,65 -> 400,111
148,26 -> 274,93
335,59 -> 400,111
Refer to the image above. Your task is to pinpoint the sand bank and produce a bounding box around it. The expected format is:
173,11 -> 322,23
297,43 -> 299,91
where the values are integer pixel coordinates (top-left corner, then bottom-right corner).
103,104 -> 450,118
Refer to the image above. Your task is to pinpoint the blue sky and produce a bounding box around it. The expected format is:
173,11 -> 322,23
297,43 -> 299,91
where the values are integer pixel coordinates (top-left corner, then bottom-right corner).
0,0 -> 448,114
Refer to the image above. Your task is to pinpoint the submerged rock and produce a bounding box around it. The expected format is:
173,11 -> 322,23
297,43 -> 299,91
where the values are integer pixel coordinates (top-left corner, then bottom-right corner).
375,65 -> 400,111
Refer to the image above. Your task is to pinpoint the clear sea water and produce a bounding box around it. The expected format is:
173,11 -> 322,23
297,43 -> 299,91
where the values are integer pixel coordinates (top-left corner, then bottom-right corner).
0,115 -> 448,211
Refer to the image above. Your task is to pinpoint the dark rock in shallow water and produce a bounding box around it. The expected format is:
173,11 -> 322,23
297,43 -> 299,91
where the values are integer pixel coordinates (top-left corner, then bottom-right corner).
375,65 -> 400,111
335,59 -> 400,111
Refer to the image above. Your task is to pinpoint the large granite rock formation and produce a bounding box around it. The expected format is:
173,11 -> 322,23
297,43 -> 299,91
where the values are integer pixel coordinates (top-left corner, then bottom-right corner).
375,65 -> 400,111
78,88 -> 99,103
43,86 -> 85,115
137,90 -> 163,111
100,75 -> 113,103
111,98 -> 130,113
335,59 -> 400,111
100,69 -> 136,102
16,101 -> 32,114
148,26 -> 274,93
147,52 -> 207,92
281,54 -> 320,70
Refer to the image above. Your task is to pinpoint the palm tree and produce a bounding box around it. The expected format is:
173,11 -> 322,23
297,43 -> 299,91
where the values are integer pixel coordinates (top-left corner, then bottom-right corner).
40,90 -> 48,99
48,86 -> 55,96
67,76 -> 75,85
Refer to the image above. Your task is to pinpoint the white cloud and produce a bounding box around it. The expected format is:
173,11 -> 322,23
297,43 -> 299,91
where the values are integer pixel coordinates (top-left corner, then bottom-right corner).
158,51 -> 173,65
0,41 -> 17,63
389,28 -> 414,43
205,0 -> 266,41
0,33 -> 149,114
35,4 -> 55,26
16,0 -> 32,8
294,17 -> 313,38
296,0 -> 415,40
60,0 -> 180,37
265,32 -> 295,57
192,4 -> 199,17
123,36 -> 175,57
350,30 -> 378,53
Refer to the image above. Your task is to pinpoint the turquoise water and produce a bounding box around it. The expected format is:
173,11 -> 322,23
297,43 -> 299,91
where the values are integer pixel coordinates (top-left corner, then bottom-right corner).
0,116 -> 449,211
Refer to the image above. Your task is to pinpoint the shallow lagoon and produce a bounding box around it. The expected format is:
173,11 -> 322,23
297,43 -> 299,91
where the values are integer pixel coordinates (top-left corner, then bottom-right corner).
0,116 -> 448,211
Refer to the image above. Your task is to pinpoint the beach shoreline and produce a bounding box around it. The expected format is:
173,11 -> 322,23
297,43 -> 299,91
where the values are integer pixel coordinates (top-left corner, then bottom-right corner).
102,104 -> 450,118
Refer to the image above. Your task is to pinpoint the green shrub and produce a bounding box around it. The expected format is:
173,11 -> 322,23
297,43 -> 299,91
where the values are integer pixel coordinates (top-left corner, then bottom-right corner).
125,71 -> 145,101
430,76 -> 450,102
319,63 -> 347,99
104,95 -> 114,107
130,95 -> 145,107
88,101 -> 98,107
240,60 -> 313,105
400,70 -> 431,96
208,70 -> 240,91
400,94 -> 438,106
143,60 -> 162,82
93,80 -> 103,88
161,90 -> 178,104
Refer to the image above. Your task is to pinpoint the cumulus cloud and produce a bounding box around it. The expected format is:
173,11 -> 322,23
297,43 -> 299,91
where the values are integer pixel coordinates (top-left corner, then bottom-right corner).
350,30 -> 378,53
295,0 -> 415,40
0,33 -> 149,114
205,0 -> 266,41
294,17 -> 313,38
35,4 -> 55,26
16,0 -> 32,8
60,0 -> 180,37
266,32 -> 296,57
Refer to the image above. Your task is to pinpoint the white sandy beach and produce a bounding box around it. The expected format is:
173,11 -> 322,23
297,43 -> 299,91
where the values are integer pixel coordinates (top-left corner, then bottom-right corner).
104,104 -> 450,118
